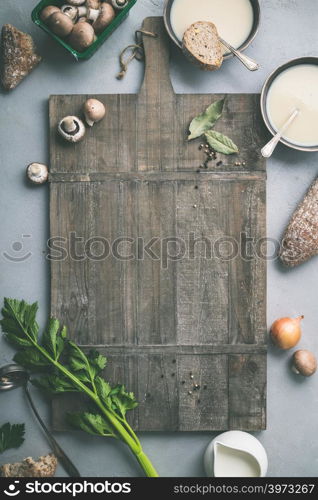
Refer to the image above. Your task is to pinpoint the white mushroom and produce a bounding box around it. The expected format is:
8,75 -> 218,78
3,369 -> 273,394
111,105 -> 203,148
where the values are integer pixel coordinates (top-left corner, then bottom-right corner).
61,5 -> 88,22
61,5 -> 78,21
40,5 -> 60,23
47,11 -> 74,37
83,98 -> 106,126
111,0 -> 129,10
68,0 -> 86,5
69,21 -> 96,51
58,116 -> 86,143
292,350 -> 317,377
92,3 -> 115,34
26,163 -> 49,185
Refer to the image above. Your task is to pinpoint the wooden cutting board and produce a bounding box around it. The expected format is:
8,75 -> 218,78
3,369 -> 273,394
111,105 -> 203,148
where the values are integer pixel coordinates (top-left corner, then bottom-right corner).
49,17 -> 267,432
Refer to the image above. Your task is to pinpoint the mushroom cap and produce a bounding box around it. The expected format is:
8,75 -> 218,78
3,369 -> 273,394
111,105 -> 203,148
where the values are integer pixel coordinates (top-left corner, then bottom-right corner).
68,0 -> 86,5
83,98 -> 106,126
111,0 -> 128,10
69,22 -> 95,52
58,116 -> 86,143
40,5 -> 61,23
86,0 -> 101,9
92,3 -> 115,34
26,163 -> 49,184
47,11 -> 74,37
293,349 -> 317,377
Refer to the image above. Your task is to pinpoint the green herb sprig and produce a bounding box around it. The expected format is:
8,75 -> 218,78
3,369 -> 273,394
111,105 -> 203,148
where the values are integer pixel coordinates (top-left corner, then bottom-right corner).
0,422 -> 25,454
0,298 -> 158,477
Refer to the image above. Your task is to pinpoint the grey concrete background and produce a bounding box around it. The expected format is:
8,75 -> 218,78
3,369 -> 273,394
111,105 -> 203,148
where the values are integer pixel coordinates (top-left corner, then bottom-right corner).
0,0 -> 318,477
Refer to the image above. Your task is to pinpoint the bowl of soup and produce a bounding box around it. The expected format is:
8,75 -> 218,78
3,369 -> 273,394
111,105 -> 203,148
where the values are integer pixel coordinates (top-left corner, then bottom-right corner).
163,0 -> 260,60
261,57 -> 318,152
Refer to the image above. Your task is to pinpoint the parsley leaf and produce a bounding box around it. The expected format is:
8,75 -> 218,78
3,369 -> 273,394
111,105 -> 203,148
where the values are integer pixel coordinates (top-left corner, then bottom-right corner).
0,423 -> 25,453
67,413 -> 115,438
110,385 -> 138,418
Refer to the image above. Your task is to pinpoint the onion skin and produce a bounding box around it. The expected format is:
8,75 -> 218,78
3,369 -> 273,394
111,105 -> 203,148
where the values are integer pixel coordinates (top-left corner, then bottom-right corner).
292,350 -> 317,377
270,315 -> 303,349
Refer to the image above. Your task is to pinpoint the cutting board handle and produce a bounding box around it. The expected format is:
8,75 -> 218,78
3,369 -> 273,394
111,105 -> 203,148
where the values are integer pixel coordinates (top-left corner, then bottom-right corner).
139,17 -> 174,97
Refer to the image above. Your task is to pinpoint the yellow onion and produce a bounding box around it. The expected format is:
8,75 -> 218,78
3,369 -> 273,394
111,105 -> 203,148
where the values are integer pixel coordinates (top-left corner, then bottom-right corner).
270,315 -> 303,349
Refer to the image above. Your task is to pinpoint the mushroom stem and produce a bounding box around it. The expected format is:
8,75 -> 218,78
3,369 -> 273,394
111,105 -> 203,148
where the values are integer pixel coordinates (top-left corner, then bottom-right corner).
58,116 -> 86,143
87,8 -> 100,22
291,365 -> 300,375
78,6 -> 88,17
26,163 -> 49,185
30,164 -> 42,176
68,0 -> 86,5
85,116 -> 94,127
63,117 -> 78,133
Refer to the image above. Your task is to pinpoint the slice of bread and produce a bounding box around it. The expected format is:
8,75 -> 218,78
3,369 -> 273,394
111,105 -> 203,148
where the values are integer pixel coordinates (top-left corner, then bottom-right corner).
0,454 -> 57,477
182,21 -> 223,71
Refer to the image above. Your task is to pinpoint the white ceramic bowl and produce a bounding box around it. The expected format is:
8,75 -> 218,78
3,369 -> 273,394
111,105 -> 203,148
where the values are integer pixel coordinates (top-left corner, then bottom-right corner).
260,57 -> 318,152
163,0 -> 260,61
204,430 -> 268,477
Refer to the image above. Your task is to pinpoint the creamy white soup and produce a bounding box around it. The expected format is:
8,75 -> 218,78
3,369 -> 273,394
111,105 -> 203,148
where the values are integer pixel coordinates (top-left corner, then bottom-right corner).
170,0 -> 254,52
266,64 -> 318,147
214,444 -> 260,477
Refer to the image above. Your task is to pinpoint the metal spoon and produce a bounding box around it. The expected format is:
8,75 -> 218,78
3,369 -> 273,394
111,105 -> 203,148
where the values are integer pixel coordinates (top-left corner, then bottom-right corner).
219,37 -> 259,71
0,364 -> 80,477
261,108 -> 299,158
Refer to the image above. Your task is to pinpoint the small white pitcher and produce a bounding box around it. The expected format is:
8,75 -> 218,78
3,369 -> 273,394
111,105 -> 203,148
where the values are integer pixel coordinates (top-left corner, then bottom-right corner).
204,431 -> 268,477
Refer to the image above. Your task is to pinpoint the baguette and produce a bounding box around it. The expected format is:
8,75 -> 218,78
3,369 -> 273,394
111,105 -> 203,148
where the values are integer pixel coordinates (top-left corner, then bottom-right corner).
1,454 -> 57,477
182,21 -> 223,71
279,177 -> 318,267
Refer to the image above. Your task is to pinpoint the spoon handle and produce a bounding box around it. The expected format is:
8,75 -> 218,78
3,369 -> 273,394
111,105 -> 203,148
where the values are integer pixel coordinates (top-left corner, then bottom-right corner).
219,37 -> 259,71
24,385 -> 81,477
261,109 -> 299,158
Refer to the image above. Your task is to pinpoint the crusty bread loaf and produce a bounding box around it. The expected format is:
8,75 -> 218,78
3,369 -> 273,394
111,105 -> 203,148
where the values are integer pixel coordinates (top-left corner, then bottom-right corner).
0,454 -> 57,477
182,21 -> 223,71
280,177 -> 318,267
1,24 -> 42,91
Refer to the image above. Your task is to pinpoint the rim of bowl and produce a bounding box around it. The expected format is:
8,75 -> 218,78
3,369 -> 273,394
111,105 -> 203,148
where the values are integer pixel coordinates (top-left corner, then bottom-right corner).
260,56 -> 318,152
163,0 -> 260,61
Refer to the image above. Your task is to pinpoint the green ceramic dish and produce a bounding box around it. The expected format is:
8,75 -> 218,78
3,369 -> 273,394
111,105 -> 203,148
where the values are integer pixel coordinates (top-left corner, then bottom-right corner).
32,0 -> 137,60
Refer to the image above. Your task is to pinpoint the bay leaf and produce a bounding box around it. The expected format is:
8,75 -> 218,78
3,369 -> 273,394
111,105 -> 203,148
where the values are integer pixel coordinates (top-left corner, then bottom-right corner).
188,98 -> 225,141
205,130 -> 239,155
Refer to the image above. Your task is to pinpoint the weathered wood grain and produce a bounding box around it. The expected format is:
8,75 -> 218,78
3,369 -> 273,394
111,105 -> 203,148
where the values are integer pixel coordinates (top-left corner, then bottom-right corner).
50,17 -> 267,431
